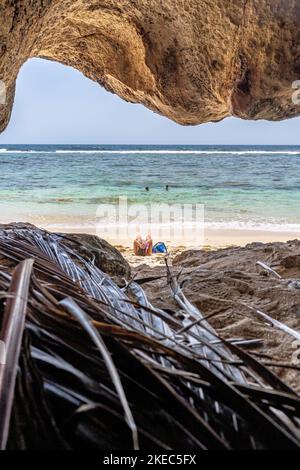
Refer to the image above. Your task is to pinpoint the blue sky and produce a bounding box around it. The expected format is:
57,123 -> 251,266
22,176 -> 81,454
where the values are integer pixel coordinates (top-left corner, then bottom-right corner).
0,58 -> 299,145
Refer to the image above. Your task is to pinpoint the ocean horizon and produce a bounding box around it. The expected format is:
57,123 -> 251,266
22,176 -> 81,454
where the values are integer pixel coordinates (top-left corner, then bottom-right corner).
0,144 -> 300,239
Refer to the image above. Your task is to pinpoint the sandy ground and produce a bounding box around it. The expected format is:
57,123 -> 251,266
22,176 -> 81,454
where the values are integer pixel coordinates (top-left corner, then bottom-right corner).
44,226 -> 299,247
117,245 -> 184,267
42,224 -> 300,267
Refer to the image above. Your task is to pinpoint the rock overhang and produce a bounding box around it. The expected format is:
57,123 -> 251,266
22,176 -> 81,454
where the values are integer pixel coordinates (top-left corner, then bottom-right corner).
0,0 -> 300,132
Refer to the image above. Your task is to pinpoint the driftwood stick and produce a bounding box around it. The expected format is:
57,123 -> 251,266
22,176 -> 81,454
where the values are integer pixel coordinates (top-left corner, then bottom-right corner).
245,304 -> 300,341
256,261 -> 282,279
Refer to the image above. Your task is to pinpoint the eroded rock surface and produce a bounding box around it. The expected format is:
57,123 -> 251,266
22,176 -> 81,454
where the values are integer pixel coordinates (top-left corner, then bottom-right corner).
1,0 -> 300,131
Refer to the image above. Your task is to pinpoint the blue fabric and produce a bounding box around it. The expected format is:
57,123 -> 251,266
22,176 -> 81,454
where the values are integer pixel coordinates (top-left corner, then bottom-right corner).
152,242 -> 168,254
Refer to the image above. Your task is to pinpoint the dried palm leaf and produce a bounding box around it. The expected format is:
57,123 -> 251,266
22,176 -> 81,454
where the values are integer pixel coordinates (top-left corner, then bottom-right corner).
0,259 -> 33,449
0,226 -> 299,450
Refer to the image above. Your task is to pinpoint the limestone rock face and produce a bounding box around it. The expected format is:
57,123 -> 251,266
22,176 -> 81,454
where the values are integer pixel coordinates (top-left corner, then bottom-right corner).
1,0 -> 300,131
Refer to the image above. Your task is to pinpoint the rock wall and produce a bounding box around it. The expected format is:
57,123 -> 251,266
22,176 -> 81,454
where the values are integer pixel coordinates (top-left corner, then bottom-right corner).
1,0 -> 300,131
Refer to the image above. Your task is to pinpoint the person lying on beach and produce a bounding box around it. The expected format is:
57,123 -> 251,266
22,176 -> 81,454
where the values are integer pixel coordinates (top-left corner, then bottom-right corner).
144,234 -> 153,255
134,234 -> 153,256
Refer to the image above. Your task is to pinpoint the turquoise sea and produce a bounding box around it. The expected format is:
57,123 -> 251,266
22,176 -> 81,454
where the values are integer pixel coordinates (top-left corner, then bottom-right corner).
0,144 -> 299,233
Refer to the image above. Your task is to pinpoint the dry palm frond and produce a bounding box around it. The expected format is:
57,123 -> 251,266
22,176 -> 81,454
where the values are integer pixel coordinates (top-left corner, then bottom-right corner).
0,226 -> 299,450
0,259 -> 34,449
